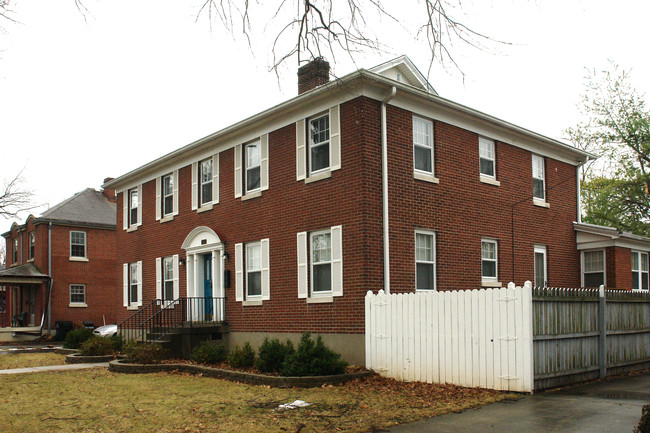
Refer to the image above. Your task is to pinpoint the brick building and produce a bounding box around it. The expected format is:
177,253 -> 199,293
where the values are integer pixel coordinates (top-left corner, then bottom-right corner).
104,56 -> 648,363
0,184 -> 118,340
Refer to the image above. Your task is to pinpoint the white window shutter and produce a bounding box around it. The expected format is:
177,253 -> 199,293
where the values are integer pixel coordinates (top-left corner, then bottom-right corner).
155,177 -> 161,221
213,153 -> 220,204
297,232 -> 308,298
330,105 -> 341,171
234,144 -> 242,198
172,169 -> 179,216
261,238 -> 270,300
122,192 -> 128,230
331,225 -> 343,297
136,260 -> 143,306
191,162 -> 198,210
123,263 -> 129,307
155,257 -> 162,300
296,120 -> 306,180
235,243 -> 243,301
137,185 -> 143,226
173,254 -> 180,300
261,134 -> 269,191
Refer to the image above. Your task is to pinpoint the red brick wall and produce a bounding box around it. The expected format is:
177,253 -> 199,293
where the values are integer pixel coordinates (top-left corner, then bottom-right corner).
606,246 -> 632,289
114,96 -> 583,334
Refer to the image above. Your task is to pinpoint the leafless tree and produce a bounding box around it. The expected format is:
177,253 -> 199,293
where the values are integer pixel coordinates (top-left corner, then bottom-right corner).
0,239 -> 5,267
197,0 -> 500,78
0,171 -> 35,219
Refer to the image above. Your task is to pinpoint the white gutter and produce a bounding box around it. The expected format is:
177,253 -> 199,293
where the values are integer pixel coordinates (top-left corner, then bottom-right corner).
382,86 -> 397,294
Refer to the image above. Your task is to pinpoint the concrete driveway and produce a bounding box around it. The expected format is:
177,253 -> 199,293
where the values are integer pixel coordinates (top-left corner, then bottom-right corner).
387,372 -> 650,433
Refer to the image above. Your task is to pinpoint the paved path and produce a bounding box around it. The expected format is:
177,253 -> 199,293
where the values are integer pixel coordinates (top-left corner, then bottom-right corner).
386,372 -> 650,433
0,363 -> 109,375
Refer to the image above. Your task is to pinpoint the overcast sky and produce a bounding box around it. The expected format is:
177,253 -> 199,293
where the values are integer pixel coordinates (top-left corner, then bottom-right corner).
1,0 -> 648,247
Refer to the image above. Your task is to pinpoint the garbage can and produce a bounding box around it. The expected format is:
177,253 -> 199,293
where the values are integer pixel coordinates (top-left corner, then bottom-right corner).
82,321 -> 95,330
54,321 -> 74,341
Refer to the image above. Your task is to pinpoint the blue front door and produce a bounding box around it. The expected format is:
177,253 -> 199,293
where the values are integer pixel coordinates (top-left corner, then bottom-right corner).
203,254 -> 213,318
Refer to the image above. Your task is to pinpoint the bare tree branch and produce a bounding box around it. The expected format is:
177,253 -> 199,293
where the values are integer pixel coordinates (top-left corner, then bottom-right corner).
0,170 -> 36,219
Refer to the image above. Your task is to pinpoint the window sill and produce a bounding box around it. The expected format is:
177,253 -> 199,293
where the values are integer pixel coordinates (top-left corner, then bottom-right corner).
126,225 -> 138,233
413,171 -> 440,184
126,306 -> 139,311
480,176 -> 501,187
27,258 -> 34,263
416,288 -> 437,293
481,281 -> 502,288
306,296 -> 334,304
533,199 -> 550,208
197,204 -> 214,213
305,170 -> 331,184
241,190 -> 262,201
242,300 -> 263,306
69,303 -> 87,308
69,257 -> 89,262
160,215 -> 174,223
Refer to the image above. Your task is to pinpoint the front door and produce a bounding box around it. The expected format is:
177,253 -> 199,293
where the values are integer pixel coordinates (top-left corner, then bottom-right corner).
203,254 -> 213,319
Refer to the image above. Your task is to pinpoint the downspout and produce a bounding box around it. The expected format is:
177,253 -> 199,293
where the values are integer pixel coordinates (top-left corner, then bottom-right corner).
381,86 -> 397,294
576,158 -> 588,224
47,222 -> 52,333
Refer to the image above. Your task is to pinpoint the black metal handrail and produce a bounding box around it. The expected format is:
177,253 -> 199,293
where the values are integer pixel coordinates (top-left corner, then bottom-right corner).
117,297 -> 226,343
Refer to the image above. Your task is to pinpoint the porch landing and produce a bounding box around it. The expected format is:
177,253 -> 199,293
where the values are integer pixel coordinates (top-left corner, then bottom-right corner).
0,327 -> 42,342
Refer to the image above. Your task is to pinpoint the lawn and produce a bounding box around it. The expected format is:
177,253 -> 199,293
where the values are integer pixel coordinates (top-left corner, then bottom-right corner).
0,368 -> 515,432
0,352 -> 67,370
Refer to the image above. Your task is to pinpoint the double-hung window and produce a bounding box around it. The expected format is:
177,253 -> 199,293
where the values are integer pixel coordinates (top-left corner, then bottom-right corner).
532,155 -> 546,201
296,106 -> 340,182
126,187 -> 139,229
415,231 -> 436,291
296,226 -> 343,301
481,239 -> 498,283
162,174 -> 174,217
124,261 -> 142,308
192,155 -> 219,210
234,239 -> 270,303
70,231 -> 86,259
163,257 -> 174,301
632,251 -> 649,291
28,232 -> 35,260
311,230 -> 332,294
309,114 -> 330,174
534,245 -> 547,288
156,171 -> 178,221
70,284 -> 86,306
582,250 -> 605,287
13,238 -> 18,264
156,255 -> 179,303
479,137 -> 496,179
413,116 -> 434,177
245,141 -> 262,193
200,158 -> 213,205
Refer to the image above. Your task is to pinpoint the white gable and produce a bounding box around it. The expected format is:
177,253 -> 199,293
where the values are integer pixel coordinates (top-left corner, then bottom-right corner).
369,55 -> 437,95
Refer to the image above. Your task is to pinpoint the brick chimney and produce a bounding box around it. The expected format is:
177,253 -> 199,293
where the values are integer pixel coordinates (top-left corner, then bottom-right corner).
298,57 -> 330,95
102,177 -> 116,202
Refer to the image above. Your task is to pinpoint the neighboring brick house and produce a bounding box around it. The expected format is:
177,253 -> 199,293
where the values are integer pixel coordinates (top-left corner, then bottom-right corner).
104,56 -> 647,363
0,184 -> 118,340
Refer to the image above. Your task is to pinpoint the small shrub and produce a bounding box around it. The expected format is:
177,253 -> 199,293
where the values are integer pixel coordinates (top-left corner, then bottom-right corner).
280,333 -> 347,377
107,335 -> 123,352
79,336 -> 116,356
256,338 -> 294,373
190,340 -> 228,365
123,342 -> 168,364
228,342 -> 256,368
634,404 -> 650,433
64,328 -> 94,349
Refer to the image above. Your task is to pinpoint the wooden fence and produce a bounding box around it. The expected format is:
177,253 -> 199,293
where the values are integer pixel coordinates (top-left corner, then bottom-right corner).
365,283 -> 650,392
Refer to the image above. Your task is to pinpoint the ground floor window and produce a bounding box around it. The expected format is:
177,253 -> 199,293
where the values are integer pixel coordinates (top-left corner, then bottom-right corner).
481,239 -> 498,282
415,231 -> 436,290
582,250 -> 605,288
632,251 -> 649,291
70,284 -> 86,305
534,245 -> 547,288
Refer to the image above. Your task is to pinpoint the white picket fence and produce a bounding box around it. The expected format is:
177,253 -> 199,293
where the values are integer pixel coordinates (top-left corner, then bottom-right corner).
365,283 -> 535,392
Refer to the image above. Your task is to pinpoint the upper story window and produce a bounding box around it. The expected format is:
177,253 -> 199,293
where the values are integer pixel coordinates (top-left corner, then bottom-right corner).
297,226 -> 343,302
532,155 -> 546,201
70,231 -> 87,259
479,137 -> 496,178
632,251 -> 649,291
413,116 -> 434,174
124,186 -> 142,231
28,232 -> 35,260
200,158 -> 213,206
123,261 -> 142,308
156,170 -> 178,221
129,189 -> 138,226
296,106 -> 340,183
234,239 -> 270,303
415,231 -> 436,291
481,239 -> 498,284
13,238 -> 18,264
245,141 -> 262,193
582,249 -> 605,288
309,114 -> 330,175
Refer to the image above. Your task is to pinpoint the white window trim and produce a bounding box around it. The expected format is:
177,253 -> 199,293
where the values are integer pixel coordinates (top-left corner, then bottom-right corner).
245,140 -> 262,195
235,239 -> 270,303
413,115 -> 436,181
308,113 -> 331,177
70,231 -> 87,260
156,171 -> 178,222
245,242 -> 262,300
415,230 -> 437,292
296,106 -> 340,183
297,226 -> 342,301
123,261 -> 143,309
532,154 -> 546,203
481,239 -> 500,286
479,136 -> 496,180
124,185 -> 143,231
69,284 -> 87,307
631,250 -> 649,291
534,245 -> 547,288
581,249 -> 606,288
235,134 -> 269,199
310,229 -> 333,297
28,232 -> 35,261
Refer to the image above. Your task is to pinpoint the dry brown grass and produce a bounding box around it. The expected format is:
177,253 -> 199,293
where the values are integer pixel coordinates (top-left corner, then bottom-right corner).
0,368 -> 516,432
0,352 -> 67,370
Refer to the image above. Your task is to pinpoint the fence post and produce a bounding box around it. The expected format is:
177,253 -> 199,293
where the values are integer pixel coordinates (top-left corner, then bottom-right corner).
598,285 -> 606,379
